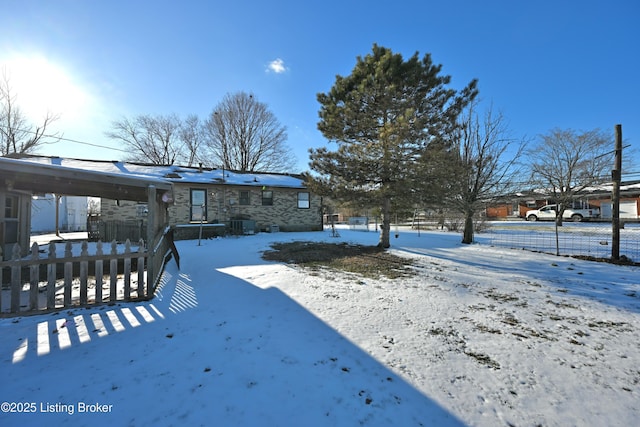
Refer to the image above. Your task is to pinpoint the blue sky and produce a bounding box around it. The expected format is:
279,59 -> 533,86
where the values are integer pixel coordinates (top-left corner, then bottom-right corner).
1,0 -> 638,175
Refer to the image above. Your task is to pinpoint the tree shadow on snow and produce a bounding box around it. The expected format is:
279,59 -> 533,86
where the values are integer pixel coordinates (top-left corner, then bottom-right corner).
0,250 -> 467,427
153,261 -> 468,426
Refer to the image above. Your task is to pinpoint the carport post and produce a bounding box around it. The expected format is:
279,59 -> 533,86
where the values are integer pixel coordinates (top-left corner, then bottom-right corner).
147,185 -> 157,292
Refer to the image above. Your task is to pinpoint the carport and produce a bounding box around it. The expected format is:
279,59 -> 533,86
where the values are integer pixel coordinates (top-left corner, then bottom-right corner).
0,155 -> 174,288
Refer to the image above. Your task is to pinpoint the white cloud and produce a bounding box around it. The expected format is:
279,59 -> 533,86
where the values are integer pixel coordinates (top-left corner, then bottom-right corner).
266,58 -> 287,74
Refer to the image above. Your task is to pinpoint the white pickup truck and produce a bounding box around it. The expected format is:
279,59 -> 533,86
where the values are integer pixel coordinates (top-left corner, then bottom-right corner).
525,204 -> 600,222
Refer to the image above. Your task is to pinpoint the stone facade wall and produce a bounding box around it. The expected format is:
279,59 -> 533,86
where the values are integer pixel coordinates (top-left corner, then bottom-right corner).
100,199 -> 149,223
101,183 -> 323,233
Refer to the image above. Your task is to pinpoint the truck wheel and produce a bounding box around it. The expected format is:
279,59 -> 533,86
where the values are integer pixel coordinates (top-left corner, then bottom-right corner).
527,215 -> 538,222
571,214 -> 583,222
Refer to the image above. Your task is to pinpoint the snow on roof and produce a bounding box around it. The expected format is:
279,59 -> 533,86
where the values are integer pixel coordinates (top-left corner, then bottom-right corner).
13,156 -> 308,189
517,180 -> 640,198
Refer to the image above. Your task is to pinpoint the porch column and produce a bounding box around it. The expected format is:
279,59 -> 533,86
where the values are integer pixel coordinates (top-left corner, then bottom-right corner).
146,185 -> 157,290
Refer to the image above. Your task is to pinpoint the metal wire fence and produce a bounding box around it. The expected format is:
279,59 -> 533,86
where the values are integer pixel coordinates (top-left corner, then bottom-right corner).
483,222 -> 640,262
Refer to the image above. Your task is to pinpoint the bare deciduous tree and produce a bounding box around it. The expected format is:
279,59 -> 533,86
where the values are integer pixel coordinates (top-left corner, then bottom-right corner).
0,68 -> 60,156
529,128 -> 612,226
179,114 -> 205,167
447,102 -> 524,244
106,113 -> 183,164
203,91 -> 295,172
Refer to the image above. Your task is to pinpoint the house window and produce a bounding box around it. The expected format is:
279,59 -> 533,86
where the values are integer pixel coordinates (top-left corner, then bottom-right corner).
239,191 -> 250,206
190,189 -> 207,221
262,190 -> 273,206
297,192 -> 310,209
5,195 -> 18,218
4,195 -> 19,244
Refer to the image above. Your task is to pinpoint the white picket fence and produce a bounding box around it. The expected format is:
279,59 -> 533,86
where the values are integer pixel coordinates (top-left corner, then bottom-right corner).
0,239 -> 148,315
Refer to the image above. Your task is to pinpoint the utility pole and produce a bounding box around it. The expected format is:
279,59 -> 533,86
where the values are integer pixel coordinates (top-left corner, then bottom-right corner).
612,124 -> 622,261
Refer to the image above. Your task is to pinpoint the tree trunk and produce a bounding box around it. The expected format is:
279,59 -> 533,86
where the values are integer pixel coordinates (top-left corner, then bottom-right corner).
378,196 -> 391,248
555,205 -> 564,227
554,219 -> 560,256
462,211 -> 474,244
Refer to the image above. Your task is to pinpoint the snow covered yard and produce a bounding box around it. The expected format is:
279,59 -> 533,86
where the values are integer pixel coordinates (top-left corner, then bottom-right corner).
1,228 -> 639,426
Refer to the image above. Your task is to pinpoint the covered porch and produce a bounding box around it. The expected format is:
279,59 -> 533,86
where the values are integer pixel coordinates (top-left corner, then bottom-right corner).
0,156 -> 176,315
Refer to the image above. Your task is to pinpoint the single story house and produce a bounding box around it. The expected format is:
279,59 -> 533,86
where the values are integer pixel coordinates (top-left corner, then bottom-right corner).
96,162 -> 323,239
2,155 -> 322,244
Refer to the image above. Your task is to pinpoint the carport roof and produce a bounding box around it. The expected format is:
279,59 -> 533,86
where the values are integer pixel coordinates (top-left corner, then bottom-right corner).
0,156 -> 172,201
3,155 -> 308,190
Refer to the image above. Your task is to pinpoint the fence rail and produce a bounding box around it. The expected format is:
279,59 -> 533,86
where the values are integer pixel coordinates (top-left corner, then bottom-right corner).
149,227 -> 179,295
0,239 -> 147,316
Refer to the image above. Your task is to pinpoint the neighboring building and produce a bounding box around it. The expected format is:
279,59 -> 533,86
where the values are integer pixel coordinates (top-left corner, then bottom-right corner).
593,198 -> 639,220
31,194 -> 89,233
485,181 -> 640,221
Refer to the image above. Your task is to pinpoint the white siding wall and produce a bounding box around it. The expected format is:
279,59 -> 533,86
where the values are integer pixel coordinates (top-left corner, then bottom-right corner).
31,195 -> 88,233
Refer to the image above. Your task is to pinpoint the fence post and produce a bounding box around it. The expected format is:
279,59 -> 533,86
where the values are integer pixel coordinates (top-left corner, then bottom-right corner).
29,243 -> 40,311
80,241 -> 89,305
64,242 -> 73,307
47,242 -> 57,309
137,238 -> 145,297
95,241 -> 104,304
109,240 -> 118,302
124,239 -> 131,300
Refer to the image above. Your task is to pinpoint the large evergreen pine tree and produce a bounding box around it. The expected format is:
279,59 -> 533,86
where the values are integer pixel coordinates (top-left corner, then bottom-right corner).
309,44 -> 477,248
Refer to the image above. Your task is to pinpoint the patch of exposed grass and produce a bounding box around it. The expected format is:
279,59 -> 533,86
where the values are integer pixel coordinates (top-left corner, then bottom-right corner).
262,241 -> 416,279
465,351 -> 501,369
